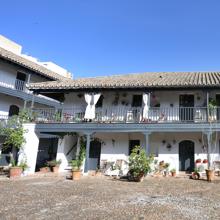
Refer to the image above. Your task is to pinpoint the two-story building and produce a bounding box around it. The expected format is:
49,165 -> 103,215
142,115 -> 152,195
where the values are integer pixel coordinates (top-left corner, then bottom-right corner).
24,71 -> 220,175
0,35 -> 71,167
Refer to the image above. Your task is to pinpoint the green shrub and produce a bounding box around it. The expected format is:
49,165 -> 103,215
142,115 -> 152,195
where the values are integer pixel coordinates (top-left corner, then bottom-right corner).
129,146 -> 154,178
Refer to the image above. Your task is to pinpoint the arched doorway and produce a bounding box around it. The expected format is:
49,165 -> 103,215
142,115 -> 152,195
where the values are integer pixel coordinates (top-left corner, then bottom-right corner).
179,140 -> 195,172
89,140 -> 101,170
8,105 -> 19,116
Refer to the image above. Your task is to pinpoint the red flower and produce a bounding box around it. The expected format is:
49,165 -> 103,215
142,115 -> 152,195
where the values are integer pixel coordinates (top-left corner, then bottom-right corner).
196,159 -> 202,163
203,159 -> 208,164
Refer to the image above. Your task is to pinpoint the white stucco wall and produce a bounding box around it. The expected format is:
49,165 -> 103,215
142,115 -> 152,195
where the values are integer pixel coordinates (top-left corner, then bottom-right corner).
63,90 -> 207,110
19,124 -> 39,175
0,93 -> 24,116
56,134 -> 78,172
90,132 -> 220,173
0,61 -> 17,89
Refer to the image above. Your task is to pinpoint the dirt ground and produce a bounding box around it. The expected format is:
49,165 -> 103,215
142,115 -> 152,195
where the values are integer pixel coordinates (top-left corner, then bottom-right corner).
0,175 -> 219,220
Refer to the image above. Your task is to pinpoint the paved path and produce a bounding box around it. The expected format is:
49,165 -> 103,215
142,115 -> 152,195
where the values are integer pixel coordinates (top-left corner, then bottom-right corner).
0,176 -> 219,220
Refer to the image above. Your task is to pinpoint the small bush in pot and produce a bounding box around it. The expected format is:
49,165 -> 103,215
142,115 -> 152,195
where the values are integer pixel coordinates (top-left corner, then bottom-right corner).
170,168 -> 176,177
47,159 -> 62,173
128,146 -> 154,182
39,166 -> 50,173
70,136 -> 86,180
1,116 -> 26,178
71,157 -> 84,180
9,158 -> 28,178
163,163 -> 170,177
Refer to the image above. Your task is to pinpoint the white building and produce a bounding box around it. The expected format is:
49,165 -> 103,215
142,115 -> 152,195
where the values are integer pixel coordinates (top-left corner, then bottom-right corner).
21,71 -> 220,175
0,35 -> 71,167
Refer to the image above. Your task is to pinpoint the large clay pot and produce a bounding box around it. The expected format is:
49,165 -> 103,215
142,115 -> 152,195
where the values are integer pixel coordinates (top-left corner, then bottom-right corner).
171,172 -> 176,177
134,172 -> 145,182
9,167 -> 22,178
206,169 -> 214,182
72,170 -> 81,180
52,166 -> 59,173
40,167 -> 50,173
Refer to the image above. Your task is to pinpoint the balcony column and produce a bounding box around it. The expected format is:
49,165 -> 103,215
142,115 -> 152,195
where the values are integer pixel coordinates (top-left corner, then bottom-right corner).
23,74 -> 31,109
84,132 -> 91,174
204,130 -> 212,169
206,91 -> 209,122
142,131 -> 151,155
31,94 -> 35,109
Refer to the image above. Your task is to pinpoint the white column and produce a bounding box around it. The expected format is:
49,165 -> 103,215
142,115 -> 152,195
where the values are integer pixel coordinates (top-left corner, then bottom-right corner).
18,124 -> 39,175
142,132 -> 151,155
206,131 -> 212,169
84,133 -> 91,173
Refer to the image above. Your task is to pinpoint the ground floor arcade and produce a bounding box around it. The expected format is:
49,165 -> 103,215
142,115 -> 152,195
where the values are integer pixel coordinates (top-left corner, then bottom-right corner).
13,123 -> 220,176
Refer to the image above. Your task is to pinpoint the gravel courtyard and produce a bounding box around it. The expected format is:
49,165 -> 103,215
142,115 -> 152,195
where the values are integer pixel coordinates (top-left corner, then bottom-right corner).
0,176 -> 220,220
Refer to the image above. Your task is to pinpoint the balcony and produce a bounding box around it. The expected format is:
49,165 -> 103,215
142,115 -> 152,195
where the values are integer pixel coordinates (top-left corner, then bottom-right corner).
30,106 -> 220,124
0,79 -> 62,108
14,79 -> 27,92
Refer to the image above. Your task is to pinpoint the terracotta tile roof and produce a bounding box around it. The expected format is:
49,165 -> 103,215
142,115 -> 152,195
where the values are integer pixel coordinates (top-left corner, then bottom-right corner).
27,71 -> 220,91
0,47 -> 64,80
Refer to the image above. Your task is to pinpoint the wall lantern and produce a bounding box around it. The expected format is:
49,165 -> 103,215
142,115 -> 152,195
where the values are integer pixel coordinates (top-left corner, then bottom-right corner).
166,144 -> 172,151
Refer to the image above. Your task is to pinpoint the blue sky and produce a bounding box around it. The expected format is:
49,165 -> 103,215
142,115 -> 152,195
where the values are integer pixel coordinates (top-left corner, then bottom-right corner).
1,0 -> 220,78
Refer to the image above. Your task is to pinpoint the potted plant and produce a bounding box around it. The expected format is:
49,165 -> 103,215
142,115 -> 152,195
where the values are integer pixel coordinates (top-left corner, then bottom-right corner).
163,163 -> 170,177
195,159 -> 202,164
39,166 -> 50,173
128,146 -> 154,182
95,166 -> 102,176
47,159 -> 62,173
170,168 -> 176,177
8,157 -> 28,178
9,158 -> 22,178
203,159 -> 208,164
71,157 -> 84,180
191,168 -> 200,180
2,116 -> 26,178
70,136 -> 86,180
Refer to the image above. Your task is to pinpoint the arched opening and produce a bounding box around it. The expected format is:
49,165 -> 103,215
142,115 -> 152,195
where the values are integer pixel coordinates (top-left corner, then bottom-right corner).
8,105 -> 19,117
179,140 -> 195,172
89,139 -> 101,170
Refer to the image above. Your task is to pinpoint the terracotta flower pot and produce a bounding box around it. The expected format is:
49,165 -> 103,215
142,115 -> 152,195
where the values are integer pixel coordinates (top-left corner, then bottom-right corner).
171,172 -> 176,177
134,172 -> 145,182
52,166 -> 59,173
9,167 -> 22,178
40,167 -> 50,173
206,169 -> 214,182
72,170 -> 81,180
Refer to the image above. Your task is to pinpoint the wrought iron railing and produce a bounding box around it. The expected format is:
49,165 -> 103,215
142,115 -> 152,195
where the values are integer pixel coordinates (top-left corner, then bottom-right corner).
14,79 -> 26,91
28,106 -> 220,124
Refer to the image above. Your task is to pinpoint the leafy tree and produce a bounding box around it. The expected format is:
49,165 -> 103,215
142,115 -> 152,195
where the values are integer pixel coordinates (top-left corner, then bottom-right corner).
0,115 -> 26,166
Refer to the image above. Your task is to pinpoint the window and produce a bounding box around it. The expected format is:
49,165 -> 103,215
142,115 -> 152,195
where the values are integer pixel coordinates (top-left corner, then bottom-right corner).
132,95 -> 142,107
96,95 -> 104,108
8,105 -> 19,117
16,72 -> 26,81
15,72 -> 26,90
129,140 -> 140,155
89,140 -> 101,158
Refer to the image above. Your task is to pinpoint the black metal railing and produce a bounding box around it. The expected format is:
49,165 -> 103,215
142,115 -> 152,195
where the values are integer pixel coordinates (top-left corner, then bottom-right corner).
27,106 -> 220,124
